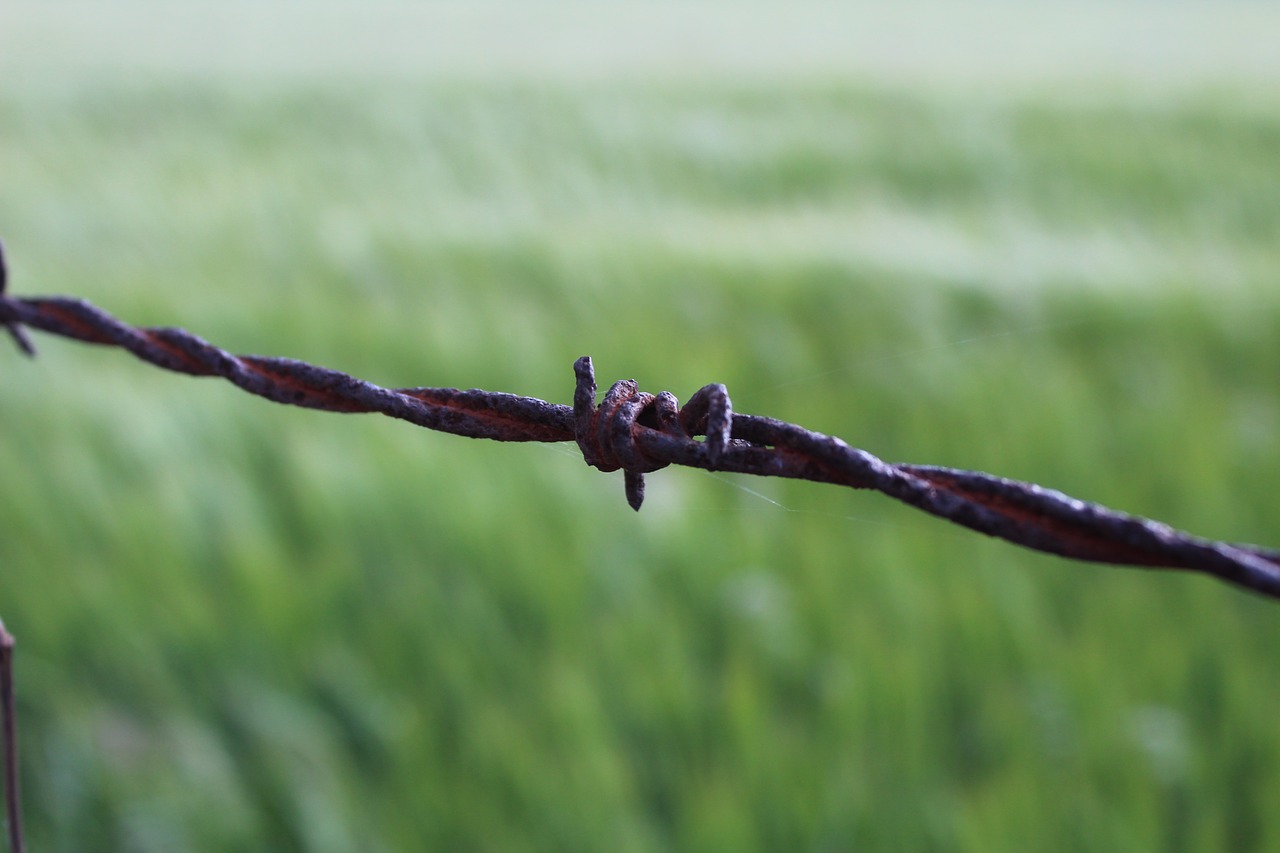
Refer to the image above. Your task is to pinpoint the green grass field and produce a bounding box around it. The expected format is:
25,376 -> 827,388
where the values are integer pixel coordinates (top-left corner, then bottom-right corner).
3,4 -> 1280,851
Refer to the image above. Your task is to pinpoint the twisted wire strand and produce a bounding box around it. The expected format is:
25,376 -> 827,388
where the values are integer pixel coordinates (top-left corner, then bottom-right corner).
2,284 -> 1278,600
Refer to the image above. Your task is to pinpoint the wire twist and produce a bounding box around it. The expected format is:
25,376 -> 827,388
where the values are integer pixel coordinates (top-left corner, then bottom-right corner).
572,356 -> 732,509
2,247 -> 1278,601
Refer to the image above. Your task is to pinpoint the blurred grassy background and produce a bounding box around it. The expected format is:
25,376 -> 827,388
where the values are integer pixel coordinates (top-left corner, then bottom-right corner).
3,3 -> 1280,851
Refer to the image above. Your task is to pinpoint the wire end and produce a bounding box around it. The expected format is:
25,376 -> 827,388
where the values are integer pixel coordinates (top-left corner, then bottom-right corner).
624,469 -> 645,511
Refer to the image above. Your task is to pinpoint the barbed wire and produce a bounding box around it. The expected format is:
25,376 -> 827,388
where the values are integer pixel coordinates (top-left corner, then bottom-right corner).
2,260 -> 1278,602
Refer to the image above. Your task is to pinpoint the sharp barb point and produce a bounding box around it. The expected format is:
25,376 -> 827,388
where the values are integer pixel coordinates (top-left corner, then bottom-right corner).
624,470 -> 646,511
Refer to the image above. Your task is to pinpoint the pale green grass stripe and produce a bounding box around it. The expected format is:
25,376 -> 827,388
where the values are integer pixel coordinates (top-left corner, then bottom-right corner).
5,2 -> 1280,96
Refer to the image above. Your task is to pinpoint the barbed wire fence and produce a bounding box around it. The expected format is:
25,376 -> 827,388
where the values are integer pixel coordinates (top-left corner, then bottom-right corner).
1,241 -> 1278,849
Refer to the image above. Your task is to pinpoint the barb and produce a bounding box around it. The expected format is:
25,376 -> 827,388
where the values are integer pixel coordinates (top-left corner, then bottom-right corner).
0,242 -> 34,358
1,258 -> 1278,601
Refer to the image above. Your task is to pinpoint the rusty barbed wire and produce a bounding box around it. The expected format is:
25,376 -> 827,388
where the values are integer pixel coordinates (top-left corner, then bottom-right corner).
1,258 -> 1278,602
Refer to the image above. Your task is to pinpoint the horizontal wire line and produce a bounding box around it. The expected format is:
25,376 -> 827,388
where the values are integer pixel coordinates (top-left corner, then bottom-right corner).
3,289 -> 1278,600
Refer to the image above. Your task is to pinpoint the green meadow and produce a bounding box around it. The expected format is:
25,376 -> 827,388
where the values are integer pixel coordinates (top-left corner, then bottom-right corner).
2,5 -> 1280,851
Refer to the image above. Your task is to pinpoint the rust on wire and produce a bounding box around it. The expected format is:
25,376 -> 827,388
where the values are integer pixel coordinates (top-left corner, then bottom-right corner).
1,249 -> 1278,600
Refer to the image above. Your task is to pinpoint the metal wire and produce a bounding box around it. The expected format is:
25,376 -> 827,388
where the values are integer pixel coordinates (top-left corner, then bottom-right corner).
0,620 -> 20,853
2,267 -> 1278,602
